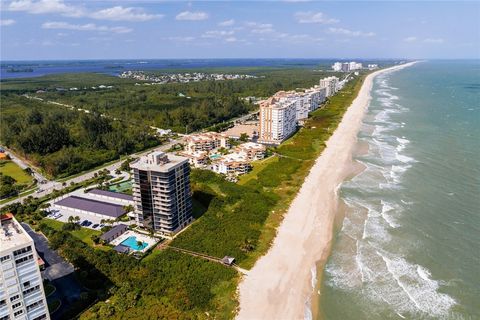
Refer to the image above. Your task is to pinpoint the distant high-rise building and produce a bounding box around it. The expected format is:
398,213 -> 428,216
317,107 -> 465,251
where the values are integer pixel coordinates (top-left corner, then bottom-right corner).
130,152 -> 192,235
319,76 -> 339,97
0,214 -> 50,320
332,62 -> 342,72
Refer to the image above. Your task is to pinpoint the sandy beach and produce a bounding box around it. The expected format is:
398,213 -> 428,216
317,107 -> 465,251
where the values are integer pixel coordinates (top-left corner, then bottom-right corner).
237,62 -> 418,320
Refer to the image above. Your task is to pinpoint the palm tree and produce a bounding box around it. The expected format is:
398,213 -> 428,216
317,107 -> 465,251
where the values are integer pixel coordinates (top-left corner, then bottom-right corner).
123,205 -> 134,213
136,241 -> 144,249
68,216 -> 75,223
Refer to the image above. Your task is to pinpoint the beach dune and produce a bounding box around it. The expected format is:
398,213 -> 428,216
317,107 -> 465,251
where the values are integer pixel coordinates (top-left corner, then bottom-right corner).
237,62 -> 417,320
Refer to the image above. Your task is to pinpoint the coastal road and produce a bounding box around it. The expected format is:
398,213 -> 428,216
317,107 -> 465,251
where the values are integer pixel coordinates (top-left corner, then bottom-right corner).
0,138 -> 181,209
1,145 -> 49,184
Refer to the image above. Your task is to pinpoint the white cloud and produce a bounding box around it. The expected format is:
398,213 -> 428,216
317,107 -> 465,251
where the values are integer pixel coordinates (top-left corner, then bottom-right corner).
0,19 -> 16,26
218,19 -> 234,27
202,30 -> 235,38
164,36 -> 195,42
424,37 -> 444,44
245,21 -> 274,34
90,6 -> 163,22
295,11 -> 338,24
328,27 -> 375,37
8,0 -> 85,17
275,32 -> 323,43
7,1 -> 160,22
176,11 -> 208,21
403,36 -> 417,42
42,21 -> 132,34
225,37 -> 237,42
403,36 -> 444,44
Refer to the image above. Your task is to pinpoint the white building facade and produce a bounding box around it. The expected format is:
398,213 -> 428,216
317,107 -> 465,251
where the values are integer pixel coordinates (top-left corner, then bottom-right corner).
0,214 -> 50,320
319,76 -> 339,97
259,98 -> 297,144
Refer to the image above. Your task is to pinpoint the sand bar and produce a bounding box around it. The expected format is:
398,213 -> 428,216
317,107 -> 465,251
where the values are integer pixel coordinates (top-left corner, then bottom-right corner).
237,62 -> 418,320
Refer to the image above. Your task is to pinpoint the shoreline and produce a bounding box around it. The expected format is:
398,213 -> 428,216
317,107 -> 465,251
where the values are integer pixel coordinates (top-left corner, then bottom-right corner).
236,62 -> 418,320
311,140 -> 368,320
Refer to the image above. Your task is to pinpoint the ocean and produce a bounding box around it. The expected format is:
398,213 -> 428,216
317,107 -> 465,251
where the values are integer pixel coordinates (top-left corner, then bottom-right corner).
319,61 -> 480,319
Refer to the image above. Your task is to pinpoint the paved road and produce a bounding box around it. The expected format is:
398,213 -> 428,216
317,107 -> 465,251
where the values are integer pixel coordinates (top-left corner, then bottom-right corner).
21,223 -> 83,319
0,139 -> 180,209
1,145 -> 49,184
21,223 -> 75,281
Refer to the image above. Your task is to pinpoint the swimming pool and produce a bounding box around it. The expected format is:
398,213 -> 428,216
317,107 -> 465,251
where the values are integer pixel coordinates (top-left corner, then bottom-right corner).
210,154 -> 221,160
120,236 -> 147,251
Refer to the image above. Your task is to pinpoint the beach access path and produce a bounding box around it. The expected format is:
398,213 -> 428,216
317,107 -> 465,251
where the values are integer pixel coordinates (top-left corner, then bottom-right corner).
237,62 -> 418,320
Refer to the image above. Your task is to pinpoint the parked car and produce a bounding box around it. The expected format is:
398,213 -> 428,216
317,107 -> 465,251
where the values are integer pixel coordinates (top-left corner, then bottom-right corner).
92,224 -> 99,229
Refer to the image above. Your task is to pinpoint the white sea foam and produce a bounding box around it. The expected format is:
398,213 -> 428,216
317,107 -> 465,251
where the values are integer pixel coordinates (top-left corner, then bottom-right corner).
310,266 -> 317,289
380,200 -> 401,228
396,154 -> 416,164
326,71 -> 457,319
378,252 -> 456,316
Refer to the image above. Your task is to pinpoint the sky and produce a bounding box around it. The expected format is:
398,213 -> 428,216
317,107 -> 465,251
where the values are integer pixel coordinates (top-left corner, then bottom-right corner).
1,0 -> 479,60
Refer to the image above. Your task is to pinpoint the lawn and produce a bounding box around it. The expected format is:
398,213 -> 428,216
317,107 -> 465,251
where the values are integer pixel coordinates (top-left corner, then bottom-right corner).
0,160 -> 32,184
41,219 -> 110,251
237,155 -> 279,185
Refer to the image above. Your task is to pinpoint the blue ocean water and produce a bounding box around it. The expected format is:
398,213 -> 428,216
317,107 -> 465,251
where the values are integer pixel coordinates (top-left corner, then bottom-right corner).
1,58 -> 338,79
320,61 -> 480,319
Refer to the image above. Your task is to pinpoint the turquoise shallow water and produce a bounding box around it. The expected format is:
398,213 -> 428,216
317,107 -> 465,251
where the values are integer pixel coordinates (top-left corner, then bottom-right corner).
320,61 -> 480,320
121,236 -> 147,251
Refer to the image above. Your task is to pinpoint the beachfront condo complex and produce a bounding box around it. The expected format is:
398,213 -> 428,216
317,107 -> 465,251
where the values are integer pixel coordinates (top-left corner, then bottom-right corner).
258,97 -> 297,144
319,76 -> 339,97
0,214 -> 50,320
130,152 -> 193,236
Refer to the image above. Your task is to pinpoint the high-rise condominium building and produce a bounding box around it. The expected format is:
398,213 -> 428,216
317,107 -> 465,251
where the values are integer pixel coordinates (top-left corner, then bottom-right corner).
0,214 -> 50,320
258,97 -> 297,144
319,76 -> 339,97
130,152 -> 192,235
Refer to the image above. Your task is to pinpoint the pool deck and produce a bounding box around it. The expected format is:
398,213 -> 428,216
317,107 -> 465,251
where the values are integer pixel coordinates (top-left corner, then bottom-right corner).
109,230 -> 157,253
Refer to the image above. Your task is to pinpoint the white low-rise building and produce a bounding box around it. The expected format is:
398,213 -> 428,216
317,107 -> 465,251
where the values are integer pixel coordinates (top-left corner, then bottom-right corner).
185,132 -> 230,152
180,150 -> 209,168
211,153 -> 251,176
236,142 -> 266,161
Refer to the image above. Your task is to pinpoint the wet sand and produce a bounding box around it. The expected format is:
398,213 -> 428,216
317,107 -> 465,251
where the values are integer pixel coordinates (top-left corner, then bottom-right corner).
237,62 -> 418,320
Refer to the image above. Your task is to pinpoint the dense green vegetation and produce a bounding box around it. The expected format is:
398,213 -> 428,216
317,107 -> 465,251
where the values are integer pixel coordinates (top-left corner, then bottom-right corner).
0,95 -> 160,177
82,74 -> 368,319
1,68 -> 337,132
1,69 -> 367,319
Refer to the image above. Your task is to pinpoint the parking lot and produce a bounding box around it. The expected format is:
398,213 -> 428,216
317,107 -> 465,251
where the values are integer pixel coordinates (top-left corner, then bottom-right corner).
46,187 -> 134,230
45,208 -> 107,231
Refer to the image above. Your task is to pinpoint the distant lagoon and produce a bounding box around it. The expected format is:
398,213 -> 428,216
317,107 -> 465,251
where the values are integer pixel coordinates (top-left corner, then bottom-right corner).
1,58 -> 381,80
